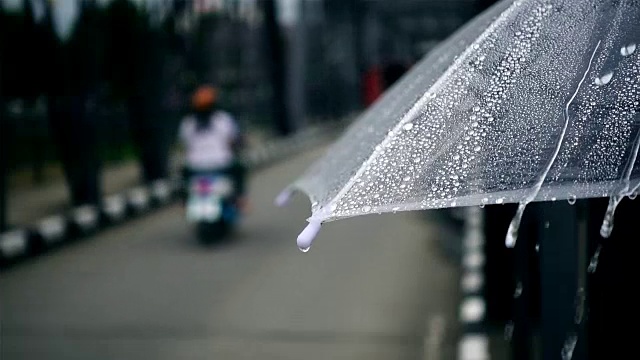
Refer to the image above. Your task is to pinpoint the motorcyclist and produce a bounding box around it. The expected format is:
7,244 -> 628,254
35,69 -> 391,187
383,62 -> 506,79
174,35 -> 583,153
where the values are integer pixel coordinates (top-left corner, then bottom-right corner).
179,85 -> 248,212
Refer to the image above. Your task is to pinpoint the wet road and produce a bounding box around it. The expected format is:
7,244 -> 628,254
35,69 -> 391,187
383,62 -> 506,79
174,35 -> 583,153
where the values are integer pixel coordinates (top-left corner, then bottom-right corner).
1,148 -> 460,360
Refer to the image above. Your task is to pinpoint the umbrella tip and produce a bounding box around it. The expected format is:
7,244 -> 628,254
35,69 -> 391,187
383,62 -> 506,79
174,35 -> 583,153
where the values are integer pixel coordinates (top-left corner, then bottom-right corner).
297,221 -> 321,253
275,188 -> 293,207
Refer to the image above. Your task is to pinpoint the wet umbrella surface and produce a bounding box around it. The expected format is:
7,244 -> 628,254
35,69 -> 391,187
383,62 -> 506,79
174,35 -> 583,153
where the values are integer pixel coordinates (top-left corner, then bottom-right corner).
280,0 -> 640,251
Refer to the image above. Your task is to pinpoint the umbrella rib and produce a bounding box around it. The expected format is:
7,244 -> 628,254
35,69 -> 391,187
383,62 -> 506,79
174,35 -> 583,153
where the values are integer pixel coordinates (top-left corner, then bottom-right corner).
319,1 -> 522,218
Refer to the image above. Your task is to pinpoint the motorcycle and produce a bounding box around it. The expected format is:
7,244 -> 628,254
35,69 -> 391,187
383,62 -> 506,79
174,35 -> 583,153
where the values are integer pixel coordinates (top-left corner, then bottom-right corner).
185,172 -> 239,243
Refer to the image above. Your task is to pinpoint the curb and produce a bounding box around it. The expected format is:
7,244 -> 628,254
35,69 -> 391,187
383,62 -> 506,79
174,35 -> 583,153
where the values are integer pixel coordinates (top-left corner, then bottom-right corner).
0,122 -> 345,267
457,207 -> 490,360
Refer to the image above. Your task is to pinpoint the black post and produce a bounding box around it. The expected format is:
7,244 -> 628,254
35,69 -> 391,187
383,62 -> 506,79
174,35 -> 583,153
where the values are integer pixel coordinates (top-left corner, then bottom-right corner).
510,204 -> 538,360
261,0 -> 292,136
538,201 -> 586,360
484,204 -> 517,324
0,3 -> 5,231
0,90 -> 7,233
586,197 -> 640,359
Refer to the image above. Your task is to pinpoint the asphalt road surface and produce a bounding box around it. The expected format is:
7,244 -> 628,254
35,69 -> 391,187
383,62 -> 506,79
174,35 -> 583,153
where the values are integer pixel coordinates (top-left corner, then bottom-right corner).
1,147 -> 461,360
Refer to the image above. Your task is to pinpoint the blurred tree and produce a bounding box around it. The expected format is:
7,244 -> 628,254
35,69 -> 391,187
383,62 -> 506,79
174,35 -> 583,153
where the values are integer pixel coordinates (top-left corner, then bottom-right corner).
105,0 -> 178,183
260,0 -> 291,136
46,0 -> 104,206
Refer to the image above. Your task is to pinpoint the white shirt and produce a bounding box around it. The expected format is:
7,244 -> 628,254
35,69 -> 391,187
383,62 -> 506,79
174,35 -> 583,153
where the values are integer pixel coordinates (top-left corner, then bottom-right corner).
179,110 -> 239,170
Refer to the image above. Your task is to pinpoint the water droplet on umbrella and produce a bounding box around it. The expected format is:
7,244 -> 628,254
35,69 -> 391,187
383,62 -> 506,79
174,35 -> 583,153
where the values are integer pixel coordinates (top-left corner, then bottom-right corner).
621,43 -> 636,56
594,71 -> 613,86
403,122 -> 414,131
363,205 -> 372,212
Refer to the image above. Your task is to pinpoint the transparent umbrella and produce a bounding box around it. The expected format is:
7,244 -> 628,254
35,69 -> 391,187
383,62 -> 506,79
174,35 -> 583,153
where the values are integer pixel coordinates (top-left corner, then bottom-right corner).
279,0 -> 640,252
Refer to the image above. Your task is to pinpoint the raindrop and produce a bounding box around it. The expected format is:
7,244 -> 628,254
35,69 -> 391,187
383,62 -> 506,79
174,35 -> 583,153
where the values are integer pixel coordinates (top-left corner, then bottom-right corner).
362,205 -> 372,213
495,198 -> 504,204
474,145 -> 482,152
392,206 -> 400,212
403,176 -> 411,182
574,287 -> 585,324
504,321 -> 515,341
561,333 -> 578,360
594,71 -> 614,86
621,43 -> 637,56
479,204 -> 485,209
630,192 -> 638,200
299,246 -> 310,253
403,122 -> 414,131
568,195 -> 577,205
535,243 -> 540,252
544,221 -> 550,229
330,203 -> 338,211
513,282 -> 523,298
600,196 -> 621,238
453,154 -> 461,160
505,203 -> 526,248
588,244 -> 602,273
551,197 -> 557,201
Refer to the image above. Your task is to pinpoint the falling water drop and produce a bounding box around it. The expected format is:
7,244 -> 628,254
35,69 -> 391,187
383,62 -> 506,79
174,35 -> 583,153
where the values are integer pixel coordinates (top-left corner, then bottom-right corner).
505,203 -> 526,248
561,333 -> 578,360
299,247 -> 310,253
600,196 -> 621,238
513,282 -> 523,298
630,192 -> 638,200
621,43 -> 637,56
504,321 -> 515,341
588,244 -> 602,273
544,221 -> 550,229
602,125 -> 640,237
535,243 -> 540,252
574,287 -> 585,325
567,195 -> 577,205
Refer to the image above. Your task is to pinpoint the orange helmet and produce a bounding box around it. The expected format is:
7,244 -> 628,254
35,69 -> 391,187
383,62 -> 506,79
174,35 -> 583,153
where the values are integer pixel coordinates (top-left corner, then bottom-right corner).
191,85 -> 218,111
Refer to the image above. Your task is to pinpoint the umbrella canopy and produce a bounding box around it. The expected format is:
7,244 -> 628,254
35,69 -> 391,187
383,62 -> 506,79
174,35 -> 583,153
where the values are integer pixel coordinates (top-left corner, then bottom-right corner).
282,0 -> 640,251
